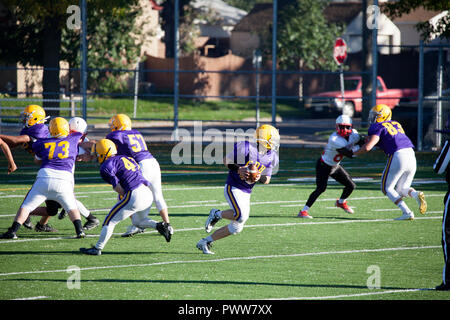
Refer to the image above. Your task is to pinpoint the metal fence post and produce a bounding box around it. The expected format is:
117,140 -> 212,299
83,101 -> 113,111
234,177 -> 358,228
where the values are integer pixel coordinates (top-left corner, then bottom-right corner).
436,45 -> 443,148
80,0 -> 87,120
133,59 -> 140,118
271,0 -> 277,127
417,40 -> 424,151
370,0 -> 378,109
173,0 -> 180,141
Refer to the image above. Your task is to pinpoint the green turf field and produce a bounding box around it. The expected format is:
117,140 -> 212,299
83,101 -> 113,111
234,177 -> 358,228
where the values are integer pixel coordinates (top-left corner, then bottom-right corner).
0,144 -> 448,301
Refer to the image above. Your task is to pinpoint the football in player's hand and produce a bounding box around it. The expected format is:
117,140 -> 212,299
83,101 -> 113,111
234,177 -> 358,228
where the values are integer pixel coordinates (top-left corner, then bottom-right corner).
246,163 -> 259,183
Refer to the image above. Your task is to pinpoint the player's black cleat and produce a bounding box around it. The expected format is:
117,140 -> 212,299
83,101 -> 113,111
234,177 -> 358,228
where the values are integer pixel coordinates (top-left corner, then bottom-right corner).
35,223 -> 58,232
76,231 -> 86,239
156,222 -> 173,243
83,218 -> 100,231
80,246 -> 101,255
0,229 -> 18,239
435,282 -> 450,291
23,217 -> 33,230
58,209 -> 68,220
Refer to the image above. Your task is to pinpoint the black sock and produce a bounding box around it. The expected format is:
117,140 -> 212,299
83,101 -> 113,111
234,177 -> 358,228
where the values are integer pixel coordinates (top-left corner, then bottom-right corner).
10,221 -> 21,233
73,219 -> 83,234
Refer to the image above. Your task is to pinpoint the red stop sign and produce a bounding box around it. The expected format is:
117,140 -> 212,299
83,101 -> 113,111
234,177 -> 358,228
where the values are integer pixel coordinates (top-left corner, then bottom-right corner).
333,38 -> 347,65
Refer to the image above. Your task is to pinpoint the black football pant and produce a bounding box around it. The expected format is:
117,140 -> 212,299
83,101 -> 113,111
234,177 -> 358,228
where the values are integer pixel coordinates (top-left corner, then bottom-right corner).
441,191 -> 450,285
305,158 -> 356,208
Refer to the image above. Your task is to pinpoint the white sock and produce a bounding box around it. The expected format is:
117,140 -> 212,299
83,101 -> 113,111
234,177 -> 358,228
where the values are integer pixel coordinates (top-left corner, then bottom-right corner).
302,206 -> 310,212
205,235 -> 214,243
397,201 -> 411,215
338,198 -> 346,204
136,219 -> 157,229
217,210 -> 222,218
409,188 -> 419,199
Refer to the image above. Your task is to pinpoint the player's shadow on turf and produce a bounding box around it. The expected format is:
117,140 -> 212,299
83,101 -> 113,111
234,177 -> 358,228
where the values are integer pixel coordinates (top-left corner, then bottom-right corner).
9,278 -> 410,291
0,250 -> 199,255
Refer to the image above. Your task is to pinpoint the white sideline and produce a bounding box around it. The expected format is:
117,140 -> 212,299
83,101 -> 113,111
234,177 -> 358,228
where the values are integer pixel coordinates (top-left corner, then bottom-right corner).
0,245 -> 440,277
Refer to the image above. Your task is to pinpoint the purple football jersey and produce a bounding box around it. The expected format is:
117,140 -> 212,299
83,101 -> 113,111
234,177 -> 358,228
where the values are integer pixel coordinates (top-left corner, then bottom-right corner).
100,155 -> 149,192
106,129 -> 153,163
368,120 -> 414,156
226,141 -> 279,193
20,123 -> 49,141
32,132 -> 82,173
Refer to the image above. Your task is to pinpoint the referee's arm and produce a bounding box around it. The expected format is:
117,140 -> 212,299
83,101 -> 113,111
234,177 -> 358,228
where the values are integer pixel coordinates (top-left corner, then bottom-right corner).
434,140 -> 450,175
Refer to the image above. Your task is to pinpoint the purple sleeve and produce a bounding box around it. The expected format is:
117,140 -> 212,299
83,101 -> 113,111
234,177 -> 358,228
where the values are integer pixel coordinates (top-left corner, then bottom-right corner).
100,161 -> 119,187
368,123 -> 383,136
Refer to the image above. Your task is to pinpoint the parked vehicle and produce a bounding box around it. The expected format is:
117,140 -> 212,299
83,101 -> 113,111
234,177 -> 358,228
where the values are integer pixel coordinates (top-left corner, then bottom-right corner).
305,76 -> 418,117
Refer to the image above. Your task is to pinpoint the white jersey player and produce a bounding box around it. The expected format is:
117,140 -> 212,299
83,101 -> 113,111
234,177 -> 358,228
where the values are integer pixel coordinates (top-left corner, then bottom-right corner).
298,115 -> 364,218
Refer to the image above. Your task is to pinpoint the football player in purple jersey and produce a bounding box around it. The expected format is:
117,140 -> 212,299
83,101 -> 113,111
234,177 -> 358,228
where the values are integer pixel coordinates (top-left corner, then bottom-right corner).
196,124 -> 280,254
354,104 -> 427,220
80,139 -> 170,255
0,117 -> 85,239
0,104 -> 61,231
105,114 -> 172,241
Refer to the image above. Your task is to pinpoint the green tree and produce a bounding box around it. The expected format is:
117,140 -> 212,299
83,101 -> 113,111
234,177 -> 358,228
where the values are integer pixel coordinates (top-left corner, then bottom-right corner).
383,0 -> 450,41
261,0 -> 344,99
0,0 -> 140,114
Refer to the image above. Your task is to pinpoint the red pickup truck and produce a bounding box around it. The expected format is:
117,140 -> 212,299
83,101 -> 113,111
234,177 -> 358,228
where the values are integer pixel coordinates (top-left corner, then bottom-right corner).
305,76 -> 418,117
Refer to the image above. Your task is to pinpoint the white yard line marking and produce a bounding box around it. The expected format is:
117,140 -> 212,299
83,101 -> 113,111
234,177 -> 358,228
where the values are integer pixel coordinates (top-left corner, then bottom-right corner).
268,288 -> 431,300
0,216 -> 442,245
10,296 -> 49,300
0,245 -> 439,277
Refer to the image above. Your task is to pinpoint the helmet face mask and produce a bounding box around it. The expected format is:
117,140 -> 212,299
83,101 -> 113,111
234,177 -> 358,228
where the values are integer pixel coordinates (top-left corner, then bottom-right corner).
49,117 -> 70,138
369,104 -> 392,124
335,115 -> 352,138
255,124 -> 280,152
21,105 -> 47,127
93,139 -> 117,164
109,114 -> 132,131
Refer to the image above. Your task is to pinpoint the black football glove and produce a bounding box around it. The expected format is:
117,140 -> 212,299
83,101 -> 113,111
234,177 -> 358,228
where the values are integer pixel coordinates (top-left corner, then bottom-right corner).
357,135 -> 366,147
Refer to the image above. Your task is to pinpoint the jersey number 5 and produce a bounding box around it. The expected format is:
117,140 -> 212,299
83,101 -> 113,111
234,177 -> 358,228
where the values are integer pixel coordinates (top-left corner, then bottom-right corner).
128,134 -> 148,152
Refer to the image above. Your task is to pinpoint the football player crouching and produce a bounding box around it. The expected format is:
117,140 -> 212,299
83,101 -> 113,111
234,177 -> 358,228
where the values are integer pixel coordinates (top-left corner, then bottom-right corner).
298,115 -> 365,219
80,139 -> 170,255
197,124 -> 280,254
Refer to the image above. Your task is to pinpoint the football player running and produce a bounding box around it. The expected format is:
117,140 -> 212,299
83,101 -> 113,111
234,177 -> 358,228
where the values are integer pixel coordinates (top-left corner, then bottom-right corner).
298,115 -> 363,219
354,104 -> 427,220
196,124 -> 280,254
106,114 -> 172,241
0,117 -> 85,239
80,139 -> 167,255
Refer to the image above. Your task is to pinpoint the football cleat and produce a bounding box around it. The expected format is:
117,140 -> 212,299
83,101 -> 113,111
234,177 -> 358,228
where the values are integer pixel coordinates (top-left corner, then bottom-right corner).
435,282 -> 450,291
121,225 -> 145,237
76,231 -> 86,239
58,209 -> 68,220
418,192 -> 427,215
34,223 -> 58,232
83,218 -> 100,231
80,246 -> 102,256
394,212 -> 414,221
205,209 -> 221,233
297,210 -> 313,219
0,229 -> 18,239
156,222 -> 173,243
335,200 -> 354,214
23,217 -> 34,230
49,117 -> 70,138
196,238 -> 214,254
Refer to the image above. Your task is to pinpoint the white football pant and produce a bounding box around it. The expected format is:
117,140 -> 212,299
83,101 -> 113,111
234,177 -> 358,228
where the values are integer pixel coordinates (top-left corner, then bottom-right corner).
139,158 -> 167,212
224,184 -> 251,234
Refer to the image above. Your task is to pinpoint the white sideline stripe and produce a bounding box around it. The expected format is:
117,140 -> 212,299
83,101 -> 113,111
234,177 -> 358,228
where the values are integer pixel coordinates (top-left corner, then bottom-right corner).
0,245 -> 439,277
0,216 -> 442,245
11,296 -> 49,300
267,288 -> 430,300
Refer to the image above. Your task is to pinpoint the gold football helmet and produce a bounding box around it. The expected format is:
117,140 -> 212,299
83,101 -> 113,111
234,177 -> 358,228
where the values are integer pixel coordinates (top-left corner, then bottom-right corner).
21,105 -> 47,127
92,139 -> 117,164
368,104 -> 392,124
255,124 -> 280,151
108,114 -> 132,131
49,117 -> 70,138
